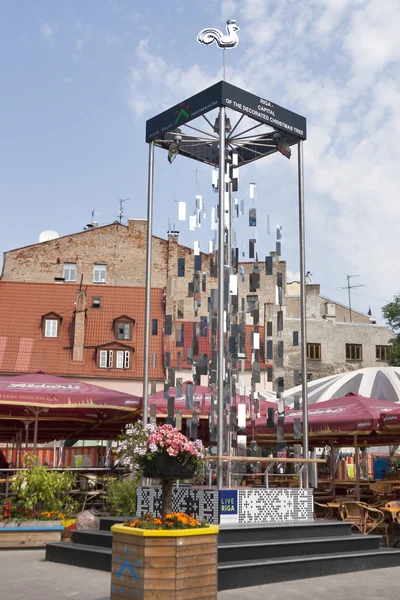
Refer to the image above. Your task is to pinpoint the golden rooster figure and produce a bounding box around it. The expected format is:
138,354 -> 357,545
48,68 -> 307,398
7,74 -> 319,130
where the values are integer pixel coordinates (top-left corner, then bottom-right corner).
197,19 -> 239,49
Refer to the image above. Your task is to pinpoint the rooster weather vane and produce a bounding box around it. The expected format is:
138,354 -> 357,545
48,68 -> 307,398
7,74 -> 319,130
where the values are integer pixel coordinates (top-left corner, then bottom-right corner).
197,19 -> 239,49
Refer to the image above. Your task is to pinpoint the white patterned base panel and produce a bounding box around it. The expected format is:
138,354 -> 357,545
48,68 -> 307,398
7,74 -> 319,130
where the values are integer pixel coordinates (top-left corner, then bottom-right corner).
136,487 -> 219,524
238,488 -> 314,523
137,486 -> 314,524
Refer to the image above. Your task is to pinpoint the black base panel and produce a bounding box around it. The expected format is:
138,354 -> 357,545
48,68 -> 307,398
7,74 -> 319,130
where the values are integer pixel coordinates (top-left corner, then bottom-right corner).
218,534 -> 380,562
218,549 -> 400,590
218,521 -> 351,544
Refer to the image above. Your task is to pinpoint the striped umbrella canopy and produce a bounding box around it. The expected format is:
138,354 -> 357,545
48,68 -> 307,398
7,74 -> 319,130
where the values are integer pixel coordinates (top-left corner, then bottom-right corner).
283,367 -> 400,406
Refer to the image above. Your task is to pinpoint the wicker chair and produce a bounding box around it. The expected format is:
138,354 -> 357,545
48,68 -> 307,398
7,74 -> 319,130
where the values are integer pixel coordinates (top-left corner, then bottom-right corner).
339,501 -> 390,545
363,505 -> 390,546
314,502 -> 334,520
339,501 -> 365,533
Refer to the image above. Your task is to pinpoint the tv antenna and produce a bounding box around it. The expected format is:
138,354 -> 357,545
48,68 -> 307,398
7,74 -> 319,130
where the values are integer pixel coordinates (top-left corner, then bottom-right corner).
118,198 -> 129,224
340,275 -> 364,323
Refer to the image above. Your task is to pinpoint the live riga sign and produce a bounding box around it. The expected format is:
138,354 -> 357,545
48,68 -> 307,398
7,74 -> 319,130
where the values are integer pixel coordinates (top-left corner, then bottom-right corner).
146,80 -> 307,142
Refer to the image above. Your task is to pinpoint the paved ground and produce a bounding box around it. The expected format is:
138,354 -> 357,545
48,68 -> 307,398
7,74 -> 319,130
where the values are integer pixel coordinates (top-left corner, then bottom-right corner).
3,550 -> 400,599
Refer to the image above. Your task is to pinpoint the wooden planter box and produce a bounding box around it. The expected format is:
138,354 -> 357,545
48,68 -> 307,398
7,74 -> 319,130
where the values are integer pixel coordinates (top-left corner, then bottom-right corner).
110,524 -> 219,600
0,520 -> 64,548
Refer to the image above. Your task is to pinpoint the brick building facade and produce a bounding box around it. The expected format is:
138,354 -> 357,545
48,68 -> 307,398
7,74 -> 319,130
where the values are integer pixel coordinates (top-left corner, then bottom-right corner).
1,219 -> 392,395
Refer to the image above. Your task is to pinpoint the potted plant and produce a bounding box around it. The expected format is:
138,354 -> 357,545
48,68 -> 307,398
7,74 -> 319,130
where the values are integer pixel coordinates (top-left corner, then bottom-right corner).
0,456 -> 77,548
111,423 -> 218,599
118,422 -> 205,519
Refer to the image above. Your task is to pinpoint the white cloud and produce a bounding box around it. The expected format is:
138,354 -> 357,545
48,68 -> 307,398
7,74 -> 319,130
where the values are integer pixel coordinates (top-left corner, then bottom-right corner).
40,24 -> 54,41
287,270 -> 300,283
125,0 -> 400,317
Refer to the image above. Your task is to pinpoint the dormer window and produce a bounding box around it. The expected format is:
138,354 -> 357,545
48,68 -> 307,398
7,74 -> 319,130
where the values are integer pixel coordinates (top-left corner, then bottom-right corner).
117,322 -> 131,340
45,319 -> 58,337
41,312 -> 62,338
98,348 -> 131,369
113,315 -> 135,341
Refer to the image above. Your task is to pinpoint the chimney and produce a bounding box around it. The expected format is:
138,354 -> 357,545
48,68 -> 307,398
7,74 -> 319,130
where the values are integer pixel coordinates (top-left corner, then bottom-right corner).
167,231 -> 179,278
324,301 -> 336,321
73,290 -> 86,361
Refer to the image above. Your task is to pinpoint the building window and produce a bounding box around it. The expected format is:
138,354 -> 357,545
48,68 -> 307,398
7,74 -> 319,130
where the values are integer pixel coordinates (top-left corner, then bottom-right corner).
63,262 -> 76,282
99,349 -> 130,369
178,257 -> 185,277
116,322 -> 131,340
307,343 -> 321,360
93,263 -> 107,283
346,344 -> 362,361
44,319 -> 59,338
92,296 -> 101,309
116,350 -> 130,369
293,331 -> 299,347
99,350 -> 113,368
376,345 -> 391,362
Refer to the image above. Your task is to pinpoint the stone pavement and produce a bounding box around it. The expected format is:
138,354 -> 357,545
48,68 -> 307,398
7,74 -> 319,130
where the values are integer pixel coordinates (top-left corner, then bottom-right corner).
2,549 -> 400,600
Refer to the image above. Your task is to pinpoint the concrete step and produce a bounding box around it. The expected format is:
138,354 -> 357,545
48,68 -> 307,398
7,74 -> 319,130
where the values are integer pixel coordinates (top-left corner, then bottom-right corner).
218,521 -> 352,544
72,529 -> 113,549
99,516 -> 127,531
45,541 -> 111,572
218,547 -> 400,590
218,534 -> 380,562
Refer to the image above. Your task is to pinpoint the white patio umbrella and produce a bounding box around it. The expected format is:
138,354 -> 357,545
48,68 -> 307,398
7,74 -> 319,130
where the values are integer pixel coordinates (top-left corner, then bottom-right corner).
284,367 -> 400,406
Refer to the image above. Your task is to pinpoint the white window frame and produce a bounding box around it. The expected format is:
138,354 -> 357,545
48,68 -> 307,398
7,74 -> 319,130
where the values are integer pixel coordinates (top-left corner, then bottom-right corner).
115,350 -> 130,369
99,350 -> 108,368
93,264 -> 107,283
45,319 -> 58,338
99,349 -> 113,368
116,351 -> 124,369
63,262 -> 77,282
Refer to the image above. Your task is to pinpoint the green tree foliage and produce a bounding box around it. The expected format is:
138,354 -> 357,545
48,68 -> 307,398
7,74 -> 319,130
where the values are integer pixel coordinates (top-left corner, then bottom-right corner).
382,295 -> 400,366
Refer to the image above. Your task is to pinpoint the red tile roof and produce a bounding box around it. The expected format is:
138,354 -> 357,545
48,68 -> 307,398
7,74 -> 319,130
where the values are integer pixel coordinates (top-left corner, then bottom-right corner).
0,282 -> 165,380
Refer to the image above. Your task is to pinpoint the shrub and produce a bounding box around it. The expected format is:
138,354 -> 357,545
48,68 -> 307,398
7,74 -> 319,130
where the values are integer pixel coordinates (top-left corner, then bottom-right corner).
106,476 -> 139,516
11,456 -> 77,519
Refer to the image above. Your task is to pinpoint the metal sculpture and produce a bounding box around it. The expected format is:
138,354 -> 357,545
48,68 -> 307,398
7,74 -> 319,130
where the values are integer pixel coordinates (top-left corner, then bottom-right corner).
197,19 -> 239,49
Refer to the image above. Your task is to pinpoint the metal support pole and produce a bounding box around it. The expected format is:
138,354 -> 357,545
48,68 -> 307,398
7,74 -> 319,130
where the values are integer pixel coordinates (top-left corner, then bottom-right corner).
33,411 -> 39,456
330,442 -> 336,497
217,106 -> 226,489
354,436 -> 360,502
143,140 -> 155,425
298,140 -> 309,483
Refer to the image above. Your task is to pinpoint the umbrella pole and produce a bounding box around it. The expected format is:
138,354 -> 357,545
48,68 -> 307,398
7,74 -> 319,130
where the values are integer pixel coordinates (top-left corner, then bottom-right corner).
354,435 -> 360,502
25,422 -> 29,452
33,410 -> 39,456
330,442 -> 336,497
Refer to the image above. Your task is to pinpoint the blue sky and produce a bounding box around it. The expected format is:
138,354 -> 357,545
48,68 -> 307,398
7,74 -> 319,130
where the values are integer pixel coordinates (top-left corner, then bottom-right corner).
1,0 -> 399,322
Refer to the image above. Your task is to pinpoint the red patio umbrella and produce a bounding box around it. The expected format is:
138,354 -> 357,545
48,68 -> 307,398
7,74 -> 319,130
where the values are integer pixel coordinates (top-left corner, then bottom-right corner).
148,381 -> 276,418
0,373 -> 142,448
379,408 -> 400,431
251,393 -> 400,443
